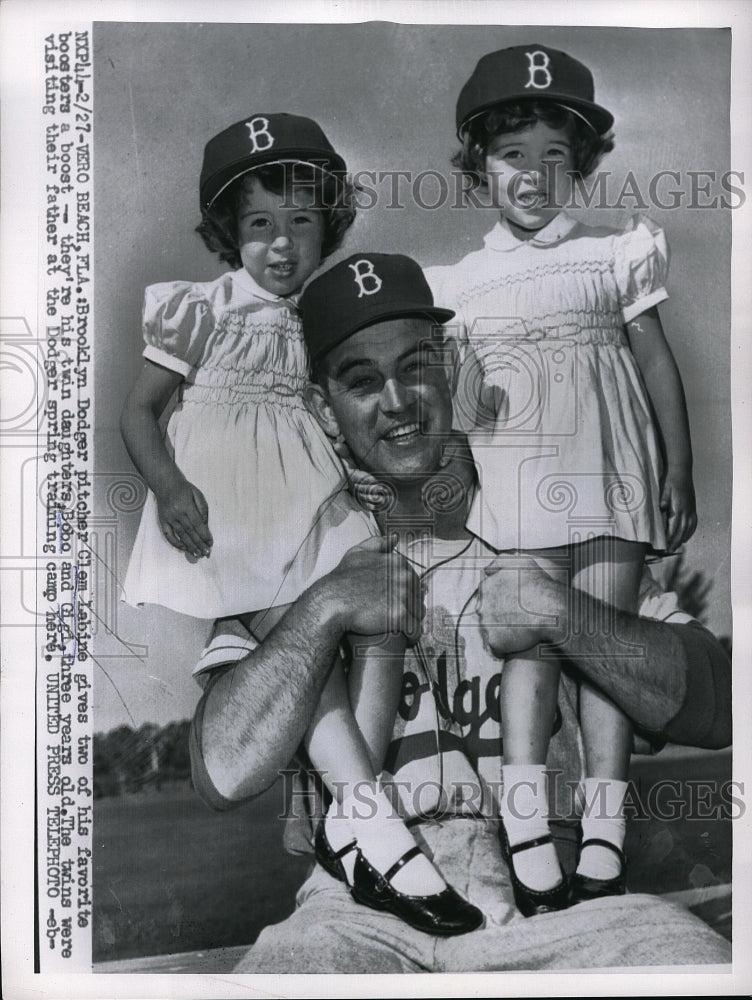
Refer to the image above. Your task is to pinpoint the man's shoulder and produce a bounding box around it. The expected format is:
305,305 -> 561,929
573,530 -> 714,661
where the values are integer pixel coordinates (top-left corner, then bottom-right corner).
192,490 -> 373,683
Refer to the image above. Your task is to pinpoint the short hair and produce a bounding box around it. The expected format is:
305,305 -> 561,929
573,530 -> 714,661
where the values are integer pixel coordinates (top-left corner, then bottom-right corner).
452,100 -> 614,191
195,162 -> 357,269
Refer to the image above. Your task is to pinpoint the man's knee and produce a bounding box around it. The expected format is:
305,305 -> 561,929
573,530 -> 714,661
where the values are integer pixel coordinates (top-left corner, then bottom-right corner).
233,882 -> 427,974
233,915 -> 339,974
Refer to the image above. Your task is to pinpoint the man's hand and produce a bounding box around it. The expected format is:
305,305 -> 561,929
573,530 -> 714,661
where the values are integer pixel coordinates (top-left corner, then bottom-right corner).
320,534 -> 425,644
477,555 -> 565,656
156,477 -> 213,558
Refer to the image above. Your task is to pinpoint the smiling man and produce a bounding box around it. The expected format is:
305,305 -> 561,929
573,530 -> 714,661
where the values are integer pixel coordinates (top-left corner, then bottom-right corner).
189,253 -> 730,973
302,253 -> 456,480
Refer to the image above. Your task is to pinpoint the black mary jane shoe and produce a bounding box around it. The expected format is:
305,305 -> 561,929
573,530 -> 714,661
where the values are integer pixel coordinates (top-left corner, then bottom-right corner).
499,821 -> 570,918
350,844 -> 485,936
568,838 -> 627,904
313,818 -> 357,884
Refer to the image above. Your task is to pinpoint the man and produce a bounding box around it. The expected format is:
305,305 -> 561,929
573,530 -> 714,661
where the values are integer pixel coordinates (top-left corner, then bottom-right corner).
189,253 -> 731,973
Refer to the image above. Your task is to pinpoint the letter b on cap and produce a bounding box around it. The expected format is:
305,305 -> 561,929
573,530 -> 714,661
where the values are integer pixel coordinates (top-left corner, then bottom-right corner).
245,116 -> 275,154
349,259 -> 383,298
524,50 -> 553,90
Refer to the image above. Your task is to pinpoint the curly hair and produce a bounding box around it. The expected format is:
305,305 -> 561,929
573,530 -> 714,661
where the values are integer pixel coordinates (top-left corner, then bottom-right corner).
452,101 -> 614,192
195,163 -> 357,269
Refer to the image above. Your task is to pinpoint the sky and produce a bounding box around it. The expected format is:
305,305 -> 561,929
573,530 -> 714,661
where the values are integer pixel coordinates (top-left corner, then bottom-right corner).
91,19 -> 736,731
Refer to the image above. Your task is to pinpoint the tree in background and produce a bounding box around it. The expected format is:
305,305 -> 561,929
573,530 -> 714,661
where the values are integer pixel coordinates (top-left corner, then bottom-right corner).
94,719 -> 191,797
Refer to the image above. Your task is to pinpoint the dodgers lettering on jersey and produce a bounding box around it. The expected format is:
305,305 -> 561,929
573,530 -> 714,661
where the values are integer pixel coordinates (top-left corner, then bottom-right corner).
381,535 -> 585,822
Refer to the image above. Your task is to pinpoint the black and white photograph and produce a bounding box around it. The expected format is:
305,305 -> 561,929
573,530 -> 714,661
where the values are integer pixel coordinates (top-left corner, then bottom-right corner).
1,1 -> 751,996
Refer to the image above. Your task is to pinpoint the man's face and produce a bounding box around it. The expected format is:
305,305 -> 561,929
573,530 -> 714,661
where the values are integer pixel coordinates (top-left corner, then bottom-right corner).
312,317 -> 453,478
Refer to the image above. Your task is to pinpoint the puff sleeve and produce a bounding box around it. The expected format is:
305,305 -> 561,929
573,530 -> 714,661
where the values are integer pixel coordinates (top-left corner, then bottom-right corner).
142,281 -> 216,379
613,215 -> 670,324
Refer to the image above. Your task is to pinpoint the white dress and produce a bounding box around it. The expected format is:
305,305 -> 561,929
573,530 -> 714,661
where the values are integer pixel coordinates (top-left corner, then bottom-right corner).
426,212 -> 669,553
123,267 -> 374,617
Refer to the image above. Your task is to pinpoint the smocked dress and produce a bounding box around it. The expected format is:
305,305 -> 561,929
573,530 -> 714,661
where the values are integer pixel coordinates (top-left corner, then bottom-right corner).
425,212 -> 669,553
123,267 -> 374,617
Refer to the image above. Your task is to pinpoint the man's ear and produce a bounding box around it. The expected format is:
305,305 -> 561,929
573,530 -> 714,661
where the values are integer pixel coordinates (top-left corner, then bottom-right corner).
303,382 -> 342,442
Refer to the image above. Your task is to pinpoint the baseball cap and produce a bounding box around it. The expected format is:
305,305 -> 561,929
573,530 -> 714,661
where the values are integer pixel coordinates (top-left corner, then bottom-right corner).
300,253 -> 455,363
456,44 -> 614,138
200,112 -> 347,209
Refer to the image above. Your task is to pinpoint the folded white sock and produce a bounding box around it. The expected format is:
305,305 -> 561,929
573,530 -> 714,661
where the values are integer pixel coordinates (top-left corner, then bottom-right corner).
577,777 -> 628,880
501,764 -> 562,892
339,783 -> 447,896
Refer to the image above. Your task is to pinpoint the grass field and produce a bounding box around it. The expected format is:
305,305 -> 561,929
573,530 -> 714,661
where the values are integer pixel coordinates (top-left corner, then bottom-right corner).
93,778 -> 311,962
93,748 -> 733,964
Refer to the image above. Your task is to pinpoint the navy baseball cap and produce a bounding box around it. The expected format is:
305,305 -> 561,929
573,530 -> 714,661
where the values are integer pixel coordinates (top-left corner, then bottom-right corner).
200,112 -> 347,209
456,44 -> 614,138
300,253 -> 455,364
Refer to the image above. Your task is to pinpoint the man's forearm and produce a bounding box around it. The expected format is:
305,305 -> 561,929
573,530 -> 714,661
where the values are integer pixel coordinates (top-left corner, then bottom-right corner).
550,589 -> 687,732
199,583 -> 346,803
542,581 -> 730,746
194,534 -> 423,805
480,567 -> 731,748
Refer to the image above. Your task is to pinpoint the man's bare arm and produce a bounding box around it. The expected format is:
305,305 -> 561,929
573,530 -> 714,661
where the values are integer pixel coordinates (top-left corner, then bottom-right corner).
195,536 -> 423,804
478,561 -> 731,749
199,587 -> 346,802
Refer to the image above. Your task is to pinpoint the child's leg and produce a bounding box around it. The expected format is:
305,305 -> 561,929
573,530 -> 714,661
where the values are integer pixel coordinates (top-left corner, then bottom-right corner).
346,633 -> 406,772
303,654 -> 381,796
500,659 -> 564,892
497,552 -> 566,893
303,634 -> 446,895
572,538 -> 647,880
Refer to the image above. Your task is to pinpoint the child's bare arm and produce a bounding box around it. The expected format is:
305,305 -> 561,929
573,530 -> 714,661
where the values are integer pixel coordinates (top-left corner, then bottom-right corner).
120,359 -> 213,557
626,307 -> 696,552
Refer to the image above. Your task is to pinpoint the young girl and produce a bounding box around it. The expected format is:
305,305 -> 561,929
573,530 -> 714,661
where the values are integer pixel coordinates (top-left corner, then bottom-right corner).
121,112 -> 480,935
427,45 -> 697,914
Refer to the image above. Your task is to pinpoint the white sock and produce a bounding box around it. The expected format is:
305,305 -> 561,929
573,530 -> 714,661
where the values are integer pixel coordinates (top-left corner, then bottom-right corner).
322,805 -> 358,885
340,782 -> 447,896
577,778 -> 628,880
501,764 -> 562,892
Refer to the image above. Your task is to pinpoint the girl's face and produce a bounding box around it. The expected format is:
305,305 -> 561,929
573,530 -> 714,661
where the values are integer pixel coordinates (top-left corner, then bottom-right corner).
237,176 -> 325,297
484,120 -> 574,234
